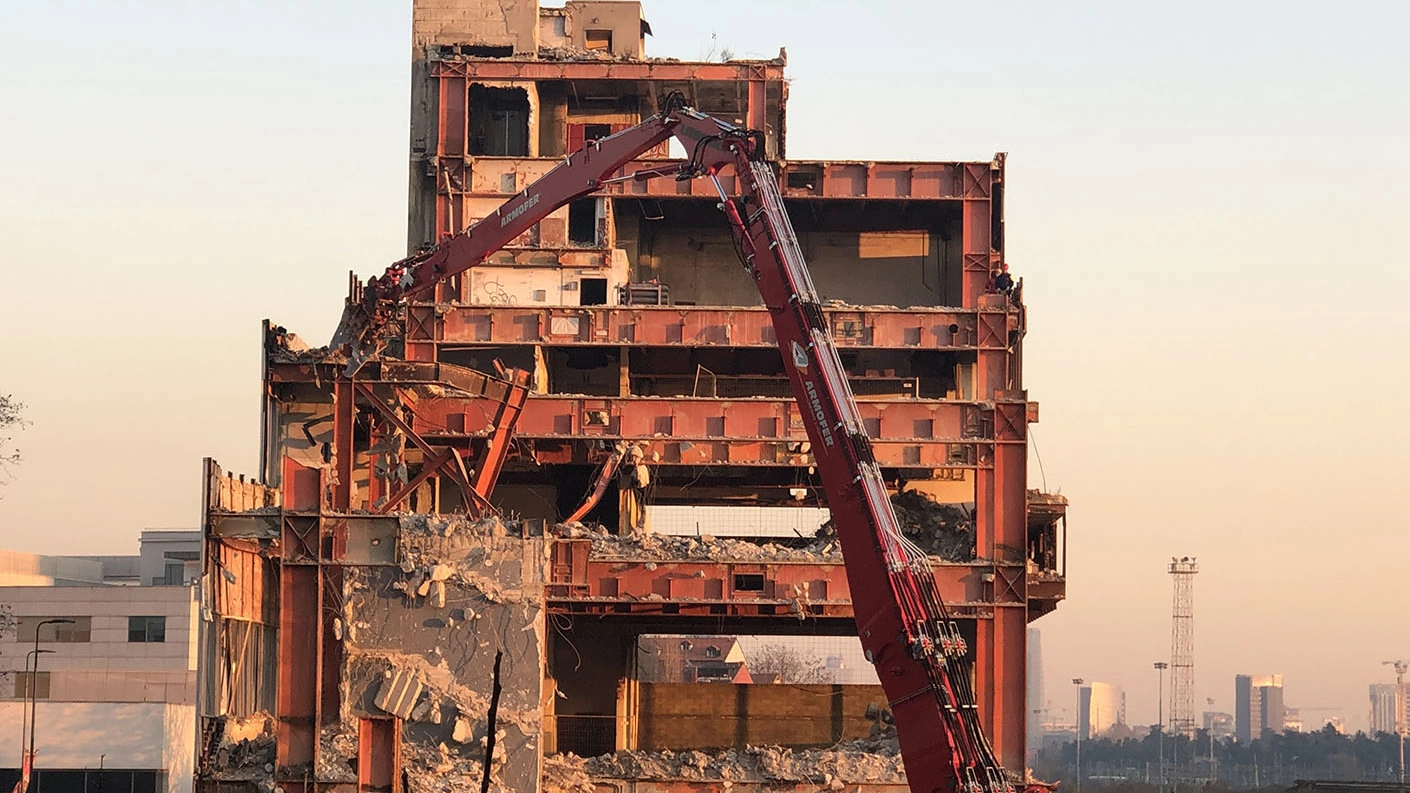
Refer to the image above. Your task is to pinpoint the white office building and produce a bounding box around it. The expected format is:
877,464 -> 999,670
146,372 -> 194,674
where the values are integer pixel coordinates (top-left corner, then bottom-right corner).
0,531 -> 201,793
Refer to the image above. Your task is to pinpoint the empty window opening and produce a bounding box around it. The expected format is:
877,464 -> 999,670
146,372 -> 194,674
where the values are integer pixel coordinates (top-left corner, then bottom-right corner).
786,168 -> 819,191
568,198 -> 598,245
18,616 -> 92,643
14,671 -> 50,700
129,615 -> 167,643
162,562 -> 185,585
469,85 -> 529,156
585,29 -> 613,52
733,574 -> 765,592
580,278 -> 608,306
583,123 -> 612,143
454,44 -> 514,58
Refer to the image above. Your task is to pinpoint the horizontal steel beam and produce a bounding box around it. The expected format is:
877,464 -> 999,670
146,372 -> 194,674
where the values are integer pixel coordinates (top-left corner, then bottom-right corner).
430,59 -> 786,82
408,303 -> 1017,350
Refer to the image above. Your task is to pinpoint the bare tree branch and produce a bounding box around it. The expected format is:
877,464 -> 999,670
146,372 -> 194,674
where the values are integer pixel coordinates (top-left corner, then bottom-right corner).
0,394 -> 27,490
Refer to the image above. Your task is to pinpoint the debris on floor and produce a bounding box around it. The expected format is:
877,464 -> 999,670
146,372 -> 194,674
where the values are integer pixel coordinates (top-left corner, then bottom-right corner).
573,489 -> 974,563
887,490 -> 975,560
542,737 -> 906,792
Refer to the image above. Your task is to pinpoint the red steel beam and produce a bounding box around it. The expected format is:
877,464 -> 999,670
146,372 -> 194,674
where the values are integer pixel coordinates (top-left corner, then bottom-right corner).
358,718 -> 400,793
275,564 -> 318,776
434,155 -> 981,201
471,365 -> 532,497
431,59 -> 785,82
407,304 -> 1016,351
332,379 -> 355,511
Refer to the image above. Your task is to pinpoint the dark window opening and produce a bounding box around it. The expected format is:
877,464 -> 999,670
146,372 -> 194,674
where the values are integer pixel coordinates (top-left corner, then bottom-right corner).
580,278 -> 608,306
469,85 -> 530,156
454,44 -> 514,58
568,198 -> 597,245
555,715 -> 615,758
17,617 -> 92,643
161,562 -> 185,585
128,616 -> 167,643
13,671 -> 50,700
584,29 -> 613,52
733,574 -> 765,592
786,169 -> 818,190
583,123 -> 612,143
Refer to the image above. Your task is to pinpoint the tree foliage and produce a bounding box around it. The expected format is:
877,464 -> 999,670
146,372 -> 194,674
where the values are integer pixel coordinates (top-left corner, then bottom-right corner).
746,643 -> 833,684
0,393 -> 26,490
1034,725 -> 1406,788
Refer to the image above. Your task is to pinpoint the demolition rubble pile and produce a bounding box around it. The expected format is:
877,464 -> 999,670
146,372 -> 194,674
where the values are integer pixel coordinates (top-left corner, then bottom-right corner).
886,489 -> 976,560
565,522 -> 846,563
543,737 -> 905,793
570,490 -> 974,563
200,712 -> 277,789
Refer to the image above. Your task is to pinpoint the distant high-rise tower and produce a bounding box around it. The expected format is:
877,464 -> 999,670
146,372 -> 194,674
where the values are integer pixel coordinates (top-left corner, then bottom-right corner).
1235,674 -> 1285,742
1372,683 -> 1400,735
1169,557 -> 1198,738
1028,628 -> 1045,762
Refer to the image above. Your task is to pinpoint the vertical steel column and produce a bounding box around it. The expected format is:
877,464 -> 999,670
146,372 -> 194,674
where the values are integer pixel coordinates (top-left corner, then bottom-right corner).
358,718 -> 401,793
961,165 -> 994,308
746,75 -> 767,142
276,563 -> 318,782
333,379 -> 355,511
436,70 -> 469,307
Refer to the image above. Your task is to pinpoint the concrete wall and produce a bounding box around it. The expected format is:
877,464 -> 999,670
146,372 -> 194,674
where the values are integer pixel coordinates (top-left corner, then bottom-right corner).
564,2 -> 647,58
0,551 -> 104,586
0,701 -> 195,793
139,530 -> 201,586
340,528 -> 549,793
413,0 -> 540,53
635,683 -> 889,750
0,585 -> 199,703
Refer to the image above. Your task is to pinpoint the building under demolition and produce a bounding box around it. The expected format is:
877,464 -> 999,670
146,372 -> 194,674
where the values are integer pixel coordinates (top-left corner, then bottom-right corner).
195,3 -> 1068,792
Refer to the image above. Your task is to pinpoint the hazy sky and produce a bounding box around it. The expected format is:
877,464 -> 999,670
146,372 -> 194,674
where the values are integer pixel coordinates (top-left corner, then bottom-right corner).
2,1 -> 1408,732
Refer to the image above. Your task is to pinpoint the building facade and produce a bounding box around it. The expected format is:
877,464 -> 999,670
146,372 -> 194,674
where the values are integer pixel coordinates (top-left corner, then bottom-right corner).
194,1 -> 1069,792
1027,627 -> 1044,761
1078,683 -> 1125,740
1370,683 -> 1401,736
1203,710 -> 1234,740
1234,674 -> 1285,742
0,532 -> 201,793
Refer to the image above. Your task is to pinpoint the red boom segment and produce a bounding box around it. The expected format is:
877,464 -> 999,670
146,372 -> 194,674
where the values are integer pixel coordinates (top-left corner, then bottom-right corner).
342,99 -> 1014,793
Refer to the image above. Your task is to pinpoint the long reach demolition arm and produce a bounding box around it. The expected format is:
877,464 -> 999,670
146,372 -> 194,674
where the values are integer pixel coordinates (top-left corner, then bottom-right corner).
338,95 -> 1014,793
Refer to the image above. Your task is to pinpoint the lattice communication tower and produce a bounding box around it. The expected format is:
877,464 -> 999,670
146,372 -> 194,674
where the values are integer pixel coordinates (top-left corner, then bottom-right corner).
1169,557 -> 1198,738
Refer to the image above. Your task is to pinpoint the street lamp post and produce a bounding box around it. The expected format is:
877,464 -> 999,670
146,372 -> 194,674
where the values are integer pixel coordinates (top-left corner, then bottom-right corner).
1206,697 -> 1216,772
1073,678 -> 1085,793
29,618 -> 74,793
1155,662 -> 1168,793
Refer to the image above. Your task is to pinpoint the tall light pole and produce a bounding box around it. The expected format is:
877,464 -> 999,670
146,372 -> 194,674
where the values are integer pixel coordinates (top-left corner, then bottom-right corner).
1073,678 -> 1085,793
1206,697 -> 1216,770
29,618 -> 74,793
1155,662 -> 1168,793
1384,660 -> 1409,787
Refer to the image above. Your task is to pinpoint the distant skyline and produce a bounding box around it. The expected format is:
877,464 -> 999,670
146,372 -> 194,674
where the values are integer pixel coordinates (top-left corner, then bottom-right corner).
2,0 -> 1408,731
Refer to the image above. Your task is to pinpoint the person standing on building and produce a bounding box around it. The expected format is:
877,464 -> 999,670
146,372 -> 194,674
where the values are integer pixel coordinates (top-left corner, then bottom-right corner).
617,444 -> 651,535
992,262 -> 1015,296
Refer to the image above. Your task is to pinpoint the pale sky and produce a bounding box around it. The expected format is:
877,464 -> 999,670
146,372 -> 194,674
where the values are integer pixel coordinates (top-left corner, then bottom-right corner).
2,1 -> 1408,732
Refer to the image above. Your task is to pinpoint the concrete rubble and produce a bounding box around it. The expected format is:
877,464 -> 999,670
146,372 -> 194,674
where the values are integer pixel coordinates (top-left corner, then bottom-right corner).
542,736 -> 905,793
330,515 -> 548,793
200,712 -> 276,790
571,490 -> 974,563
